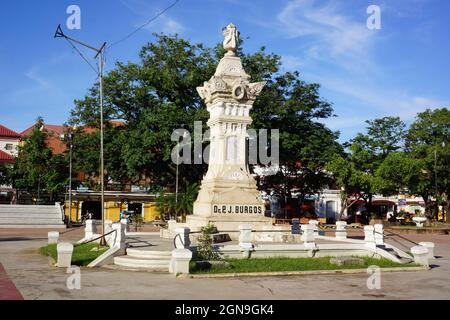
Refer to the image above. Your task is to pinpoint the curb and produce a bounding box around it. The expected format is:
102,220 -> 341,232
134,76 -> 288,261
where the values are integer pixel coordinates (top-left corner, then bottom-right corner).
182,266 -> 429,279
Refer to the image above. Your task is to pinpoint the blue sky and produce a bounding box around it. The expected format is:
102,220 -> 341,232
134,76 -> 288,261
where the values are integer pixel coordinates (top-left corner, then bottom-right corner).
0,0 -> 449,141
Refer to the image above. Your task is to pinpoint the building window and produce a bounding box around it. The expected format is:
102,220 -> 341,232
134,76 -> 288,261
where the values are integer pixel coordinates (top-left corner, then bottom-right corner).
5,144 -> 13,151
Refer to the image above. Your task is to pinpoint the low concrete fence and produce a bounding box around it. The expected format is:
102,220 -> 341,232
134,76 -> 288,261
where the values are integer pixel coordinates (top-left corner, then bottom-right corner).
168,221 -> 435,275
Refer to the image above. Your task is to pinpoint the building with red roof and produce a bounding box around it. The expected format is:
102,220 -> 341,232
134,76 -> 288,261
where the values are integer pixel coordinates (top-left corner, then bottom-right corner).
20,123 -> 67,155
0,124 -> 20,162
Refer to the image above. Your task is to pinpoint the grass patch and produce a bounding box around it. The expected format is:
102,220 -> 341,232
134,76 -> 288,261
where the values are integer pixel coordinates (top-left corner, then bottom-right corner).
39,243 -> 108,266
190,256 -> 418,274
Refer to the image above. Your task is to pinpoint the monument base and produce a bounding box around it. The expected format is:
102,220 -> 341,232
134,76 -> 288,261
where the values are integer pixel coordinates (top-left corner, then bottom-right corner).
161,215 -> 291,241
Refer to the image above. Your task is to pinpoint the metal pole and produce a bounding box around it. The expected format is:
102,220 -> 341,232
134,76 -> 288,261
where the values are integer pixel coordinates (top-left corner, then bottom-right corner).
68,133 -> 73,227
99,48 -> 107,247
434,149 -> 438,196
175,149 -> 179,222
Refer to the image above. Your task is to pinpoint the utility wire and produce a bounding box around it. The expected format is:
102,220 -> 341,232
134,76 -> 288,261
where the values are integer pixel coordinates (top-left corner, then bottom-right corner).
65,37 -> 99,75
108,0 -> 180,49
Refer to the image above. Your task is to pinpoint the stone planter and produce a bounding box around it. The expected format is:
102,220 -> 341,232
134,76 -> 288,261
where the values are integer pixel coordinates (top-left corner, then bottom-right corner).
412,217 -> 427,227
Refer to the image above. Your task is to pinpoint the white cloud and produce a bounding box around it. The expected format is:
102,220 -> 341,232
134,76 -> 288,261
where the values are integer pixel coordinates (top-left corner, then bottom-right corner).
276,0 -> 376,72
25,67 -> 51,89
143,15 -> 186,35
306,72 -> 449,121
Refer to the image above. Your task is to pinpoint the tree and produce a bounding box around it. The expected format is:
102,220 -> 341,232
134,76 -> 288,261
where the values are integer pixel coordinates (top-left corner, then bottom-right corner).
155,182 -> 199,222
12,118 -> 68,202
328,117 -> 406,219
405,108 -> 450,220
0,162 -> 12,186
68,33 -> 340,200
326,155 -> 373,220
375,152 -> 425,199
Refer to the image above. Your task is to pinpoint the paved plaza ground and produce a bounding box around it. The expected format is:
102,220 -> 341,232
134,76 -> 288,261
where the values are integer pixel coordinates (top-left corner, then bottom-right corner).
0,227 -> 449,300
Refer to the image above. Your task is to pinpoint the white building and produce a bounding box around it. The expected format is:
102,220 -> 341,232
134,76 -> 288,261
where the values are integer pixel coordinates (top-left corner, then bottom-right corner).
0,124 -> 20,196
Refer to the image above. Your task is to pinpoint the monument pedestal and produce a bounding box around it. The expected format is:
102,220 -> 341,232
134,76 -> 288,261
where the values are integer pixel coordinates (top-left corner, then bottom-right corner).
163,23 -> 278,239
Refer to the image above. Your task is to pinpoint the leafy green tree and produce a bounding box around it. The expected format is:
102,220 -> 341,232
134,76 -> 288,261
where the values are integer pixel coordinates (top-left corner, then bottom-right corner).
155,182 -> 199,222
405,108 -> 450,220
328,117 -> 405,218
69,33 -> 340,201
375,152 -> 425,197
12,118 -> 68,201
0,162 -> 12,186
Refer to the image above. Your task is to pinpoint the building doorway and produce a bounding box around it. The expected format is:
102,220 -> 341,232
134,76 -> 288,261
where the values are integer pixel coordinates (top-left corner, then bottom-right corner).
81,201 -> 101,220
128,203 -> 143,217
326,201 -> 337,224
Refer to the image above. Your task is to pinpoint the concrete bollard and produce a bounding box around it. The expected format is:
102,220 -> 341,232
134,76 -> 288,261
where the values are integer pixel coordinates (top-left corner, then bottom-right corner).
335,221 -> 347,240
374,224 -> 384,245
48,231 -> 59,245
85,220 -> 97,239
364,225 -> 376,250
57,242 -> 74,268
301,224 -> 316,250
239,224 -> 253,250
419,242 -> 435,260
309,220 -> 319,236
411,245 -> 430,267
175,227 -> 191,249
170,248 -> 193,275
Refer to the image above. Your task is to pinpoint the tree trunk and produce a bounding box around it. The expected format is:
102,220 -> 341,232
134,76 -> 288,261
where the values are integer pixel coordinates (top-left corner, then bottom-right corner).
367,194 -> 373,216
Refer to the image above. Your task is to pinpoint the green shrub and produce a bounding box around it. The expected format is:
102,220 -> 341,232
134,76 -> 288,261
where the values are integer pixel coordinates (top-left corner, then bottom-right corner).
196,223 -> 222,261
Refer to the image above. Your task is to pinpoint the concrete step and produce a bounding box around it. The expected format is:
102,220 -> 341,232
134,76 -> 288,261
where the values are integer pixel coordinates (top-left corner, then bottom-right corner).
114,256 -> 170,270
0,217 -> 64,223
0,205 -> 58,209
0,205 -> 64,227
126,248 -> 172,259
0,224 -> 66,229
0,214 -> 63,219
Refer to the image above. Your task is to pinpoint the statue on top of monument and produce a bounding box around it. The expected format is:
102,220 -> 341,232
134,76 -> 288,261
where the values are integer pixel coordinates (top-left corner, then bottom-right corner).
223,23 -> 239,55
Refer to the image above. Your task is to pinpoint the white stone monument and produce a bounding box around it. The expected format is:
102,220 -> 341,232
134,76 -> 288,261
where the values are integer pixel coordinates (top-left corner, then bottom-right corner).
185,23 -> 272,233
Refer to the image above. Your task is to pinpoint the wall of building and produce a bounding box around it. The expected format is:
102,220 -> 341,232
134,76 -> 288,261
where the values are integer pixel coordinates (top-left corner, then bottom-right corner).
0,137 -> 19,157
64,200 -> 160,223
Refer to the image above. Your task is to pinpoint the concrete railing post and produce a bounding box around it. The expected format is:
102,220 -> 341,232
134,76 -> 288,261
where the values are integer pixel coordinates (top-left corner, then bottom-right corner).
85,220 -> 97,239
418,242 -> 435,260
301,224 -> 316,250
48,231 -> 59,245
57,242 -> 73,268
411,246 -> 430,267
239,224 -> 253,250
170,249 -> 193,275
104,220 -> 114,247
374,224 -> 384,246
364,225 -> 376,250
112,221 -> 127,249
175,227 -> 191,249
308,220 -> 319,236
335,221 -> 347,240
